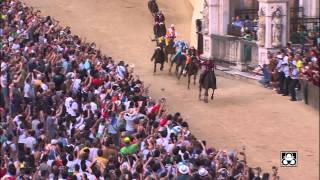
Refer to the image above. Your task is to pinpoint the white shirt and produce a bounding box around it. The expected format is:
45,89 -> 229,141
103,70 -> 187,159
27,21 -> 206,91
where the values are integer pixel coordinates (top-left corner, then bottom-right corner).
72,78 -> 81,93
23,82 -> 31,97
23,136 -> 37,150
156,137 -> 169,148
124,113 -> 137,132
0,74 -> 8,88
116,65 -> 126,79
65,97 -> 78,117
89,147 -> 98,161
12,43 -> 20,50
66,160 -> 77,170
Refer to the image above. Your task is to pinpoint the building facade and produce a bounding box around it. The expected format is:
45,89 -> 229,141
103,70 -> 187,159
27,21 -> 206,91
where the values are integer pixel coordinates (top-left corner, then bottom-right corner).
189,0 -> 319,70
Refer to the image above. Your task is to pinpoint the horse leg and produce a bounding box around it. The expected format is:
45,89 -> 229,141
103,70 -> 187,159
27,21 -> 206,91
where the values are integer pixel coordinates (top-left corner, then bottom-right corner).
211,89 -> 215,100
178,67 -> 182,80
169,61 -> 173,73
160,62 -> 164,71
204,88 -> 209,103
188,75 -> 191,89
169,54 -> 173,62
194,74 -> 197,85
199,85 -> 202,100
175,64 -> 179,76
165,52 -> 168,63
178,64 -> 184,80
153,63 -> 156,74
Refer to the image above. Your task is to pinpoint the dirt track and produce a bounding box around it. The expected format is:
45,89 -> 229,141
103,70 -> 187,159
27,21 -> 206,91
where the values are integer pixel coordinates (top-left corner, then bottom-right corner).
22,0 -> 319,179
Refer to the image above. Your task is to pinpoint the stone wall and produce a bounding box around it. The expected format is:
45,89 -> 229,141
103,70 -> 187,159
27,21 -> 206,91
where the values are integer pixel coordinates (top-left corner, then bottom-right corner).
211,35 -> 259,70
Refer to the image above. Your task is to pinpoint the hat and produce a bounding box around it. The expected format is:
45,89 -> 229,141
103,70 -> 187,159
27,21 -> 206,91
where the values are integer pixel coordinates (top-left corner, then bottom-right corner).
170,24 -> 174,28
198,167 -> 208,177
170,126 -> 182,135
51,139 -> 58,145
159,118 -> 167,127
124,137 -> 130,143
178,164 -> 189,174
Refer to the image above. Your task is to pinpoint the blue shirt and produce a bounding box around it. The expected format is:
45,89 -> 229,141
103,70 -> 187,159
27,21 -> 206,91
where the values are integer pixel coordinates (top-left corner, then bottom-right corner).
108,117 -> 120,134
283,66 -> 290,77
290,68 -> 299,79
233,20 -> 244,27
276,59 -> 283,72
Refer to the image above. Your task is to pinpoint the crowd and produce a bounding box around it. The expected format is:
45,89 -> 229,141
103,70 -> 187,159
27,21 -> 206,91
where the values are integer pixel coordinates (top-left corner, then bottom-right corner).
0,0 -> 279,180
257,43 -> 319,101
230,15 -> 258,41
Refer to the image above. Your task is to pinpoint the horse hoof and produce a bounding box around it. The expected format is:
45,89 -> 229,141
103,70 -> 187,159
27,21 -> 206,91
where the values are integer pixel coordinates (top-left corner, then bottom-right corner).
204,100 -> 208,103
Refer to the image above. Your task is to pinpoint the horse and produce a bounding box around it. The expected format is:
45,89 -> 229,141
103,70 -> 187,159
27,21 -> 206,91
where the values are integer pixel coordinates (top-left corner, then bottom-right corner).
164,38 -> 175,63
153,23 -> 166,39
169,51 -> 186,79
199,68 -> 217,103
184,55 -> 200,89
151,47 -> 165,73
148,0 -> 159,17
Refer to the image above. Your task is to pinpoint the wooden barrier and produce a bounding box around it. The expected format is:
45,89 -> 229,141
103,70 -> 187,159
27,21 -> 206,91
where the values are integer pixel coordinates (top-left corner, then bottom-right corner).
300,80 -> 319,110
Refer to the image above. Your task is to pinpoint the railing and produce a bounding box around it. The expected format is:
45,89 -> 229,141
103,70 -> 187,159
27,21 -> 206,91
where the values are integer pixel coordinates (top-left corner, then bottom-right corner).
234,8 -> 259,20
234,7 -> 313,34
227,24 -> 242,37
234,7 -> 304,20
290,16 -> 320,32
211,34 -> 259,71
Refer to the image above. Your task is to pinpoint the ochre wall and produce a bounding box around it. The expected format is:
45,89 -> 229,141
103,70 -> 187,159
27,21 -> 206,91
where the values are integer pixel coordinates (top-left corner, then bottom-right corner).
187,0 -> 203,47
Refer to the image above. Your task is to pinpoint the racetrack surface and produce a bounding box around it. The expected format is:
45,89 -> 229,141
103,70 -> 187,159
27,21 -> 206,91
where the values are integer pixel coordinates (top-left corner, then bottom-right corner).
22,0 -> 319,179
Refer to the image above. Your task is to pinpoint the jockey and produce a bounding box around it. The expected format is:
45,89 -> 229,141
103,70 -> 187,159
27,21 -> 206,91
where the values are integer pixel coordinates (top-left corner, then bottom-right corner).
157,36 -> 166,48
166,24 -> 177,39
158,22 -> 166,37
188,46 -> 197,56
155,11 -> 165,23
173,40 -> 188,59
174,40 -> 187,53
186,47 -> 197,65
199,59 -> 215,83
201,59 -> 215,72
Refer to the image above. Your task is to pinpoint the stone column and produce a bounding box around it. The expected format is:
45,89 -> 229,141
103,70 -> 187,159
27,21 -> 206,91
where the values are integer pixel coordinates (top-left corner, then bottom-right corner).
219,0 -> 230,35
258,0 -> 289,65
201,0 -> 230,60
302,0 -> 320,17
201,0 -> 218,59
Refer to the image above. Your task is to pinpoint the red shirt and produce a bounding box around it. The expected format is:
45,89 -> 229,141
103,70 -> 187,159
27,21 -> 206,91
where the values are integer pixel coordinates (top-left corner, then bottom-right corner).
92,78 -> 103,87
151,104 -> 160,114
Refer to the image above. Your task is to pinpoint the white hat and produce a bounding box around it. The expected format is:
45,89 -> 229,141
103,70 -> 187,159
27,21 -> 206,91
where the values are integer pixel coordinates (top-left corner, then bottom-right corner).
51,139 -> 58,145
40,83 -> 48,91
198,167 -> 208,177
276,54 -> 283,59
178,164 -> 189,174
170,24 -> 174,28
170,126 -> 182,135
